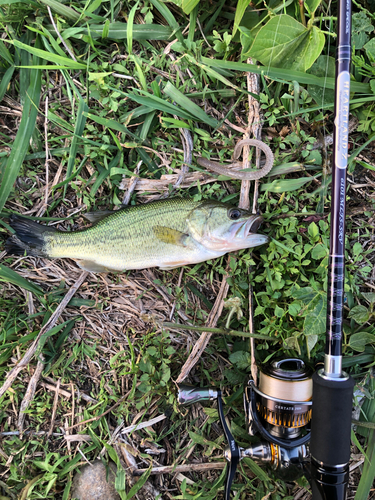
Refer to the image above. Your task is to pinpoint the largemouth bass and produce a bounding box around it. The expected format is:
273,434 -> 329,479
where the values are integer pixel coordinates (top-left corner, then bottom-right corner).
6,198 -> 268,272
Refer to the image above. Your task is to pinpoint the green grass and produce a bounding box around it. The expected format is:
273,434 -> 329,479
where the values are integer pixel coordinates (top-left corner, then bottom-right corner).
0,0 -> 375,499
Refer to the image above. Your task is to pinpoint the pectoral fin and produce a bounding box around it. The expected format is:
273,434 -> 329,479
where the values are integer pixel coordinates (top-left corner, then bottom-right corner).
153,226 -> 188,246
75,259 -> 110,273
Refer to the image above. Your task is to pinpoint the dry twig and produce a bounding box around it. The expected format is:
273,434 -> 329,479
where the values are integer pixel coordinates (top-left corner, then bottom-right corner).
176,264 -> 230,382
17,355 -> 45,431
132,461 -> 226,476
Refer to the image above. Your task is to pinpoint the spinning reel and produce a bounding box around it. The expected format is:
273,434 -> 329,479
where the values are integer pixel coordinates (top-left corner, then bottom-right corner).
178,358 -> 313,498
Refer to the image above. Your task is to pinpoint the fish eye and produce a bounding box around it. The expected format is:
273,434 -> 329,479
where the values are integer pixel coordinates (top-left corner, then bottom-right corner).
228,208 -> 241,220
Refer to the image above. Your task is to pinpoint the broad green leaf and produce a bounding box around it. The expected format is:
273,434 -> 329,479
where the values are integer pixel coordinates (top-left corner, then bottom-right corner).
260,176 -> 315,192
348,305 -> 370,324
311,243 -> 328,260
284,335 -> 301,354
182,0 -> 199,15
353,241 -> 363,257
291,286 -> 318,305
229,350 -> 251,370
240,26 -> 255,55
308,221 -> 319,240
247,15 -> 325,71
352,11 -> 373,50
304,295 -> 326,336
0,53 -> 41,212
364,38 -> 375,60
289,302 -> 301,316
306,334 -> 318,357
349,332 -> 375,352
305,0 -> 322,12
362,293 -> 375,305
275,305 -> 284,318
11,40 -> 86,69
0,264 -> 43,295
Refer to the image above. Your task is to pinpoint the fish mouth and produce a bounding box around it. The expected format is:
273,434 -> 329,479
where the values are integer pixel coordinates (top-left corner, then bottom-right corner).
235,216 -> 268,240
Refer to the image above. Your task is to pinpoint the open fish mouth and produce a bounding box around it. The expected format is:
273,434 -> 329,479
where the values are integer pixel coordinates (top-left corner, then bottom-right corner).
234,215 -> 267,240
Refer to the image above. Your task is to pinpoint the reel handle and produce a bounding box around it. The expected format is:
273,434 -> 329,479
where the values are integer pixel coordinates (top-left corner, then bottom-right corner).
217,391 -> 240,500
177,384 -> 218,406
177,384 -> 240,499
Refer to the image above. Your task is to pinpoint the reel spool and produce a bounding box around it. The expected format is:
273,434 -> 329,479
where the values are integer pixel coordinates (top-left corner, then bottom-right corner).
248,359 -> 313,440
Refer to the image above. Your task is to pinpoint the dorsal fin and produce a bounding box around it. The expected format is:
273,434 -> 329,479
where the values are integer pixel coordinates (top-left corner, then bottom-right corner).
83,204 -> 132,224
83,210 -> 115,224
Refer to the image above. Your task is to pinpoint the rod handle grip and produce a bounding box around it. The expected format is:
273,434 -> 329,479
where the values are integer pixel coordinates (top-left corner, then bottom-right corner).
310,371 -> 354,466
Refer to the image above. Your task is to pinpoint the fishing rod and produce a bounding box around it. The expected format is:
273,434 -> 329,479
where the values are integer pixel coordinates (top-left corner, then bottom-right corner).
309,0 -> 354,496
177,0 -> 354,498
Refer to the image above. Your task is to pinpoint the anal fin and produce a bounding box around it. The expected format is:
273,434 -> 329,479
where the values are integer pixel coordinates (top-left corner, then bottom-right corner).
75,259 -> 110,273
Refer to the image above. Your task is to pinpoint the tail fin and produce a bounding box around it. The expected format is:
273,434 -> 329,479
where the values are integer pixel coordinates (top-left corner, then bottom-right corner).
5,214 -> 57,257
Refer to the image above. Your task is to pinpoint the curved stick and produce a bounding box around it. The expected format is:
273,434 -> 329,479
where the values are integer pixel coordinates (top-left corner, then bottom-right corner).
196,139 -> 274,180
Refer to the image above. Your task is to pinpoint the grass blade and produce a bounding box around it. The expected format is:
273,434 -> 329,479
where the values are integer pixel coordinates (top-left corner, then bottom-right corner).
0,39 -> 14,65
149,0 -> 184,44
0,264 -> 43,296
122,90 -> 197,121
164,81 -> 218,127
233,0 -> 249,36
79,23 -> 173,41
201,57 -> 371,94
354,429 -> 375,499
64,98 -> 89,196
11,39 -> 86,69
0,50 -> 41,212
38,0 -> 80,21
182,0 -> 199,15
84,112 -> 138,140
127,1 -> 139,56
0,66 -> 15,101
260,176 -> 319,193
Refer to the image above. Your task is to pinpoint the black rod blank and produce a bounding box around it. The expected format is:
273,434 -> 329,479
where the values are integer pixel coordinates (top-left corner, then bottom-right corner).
325,0 -> 352,365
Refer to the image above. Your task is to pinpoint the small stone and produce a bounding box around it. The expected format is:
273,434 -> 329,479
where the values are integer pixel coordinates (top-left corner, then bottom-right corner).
71,461 -> 120,500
